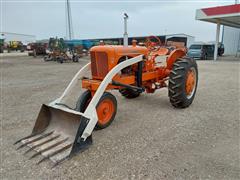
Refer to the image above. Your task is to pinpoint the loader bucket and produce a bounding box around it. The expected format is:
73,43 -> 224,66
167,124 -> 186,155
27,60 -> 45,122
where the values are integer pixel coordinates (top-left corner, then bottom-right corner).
15,104 -> 92,166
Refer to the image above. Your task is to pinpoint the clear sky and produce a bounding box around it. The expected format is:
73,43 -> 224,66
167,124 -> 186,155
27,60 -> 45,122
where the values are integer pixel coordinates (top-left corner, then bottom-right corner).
1,0 -> 233,41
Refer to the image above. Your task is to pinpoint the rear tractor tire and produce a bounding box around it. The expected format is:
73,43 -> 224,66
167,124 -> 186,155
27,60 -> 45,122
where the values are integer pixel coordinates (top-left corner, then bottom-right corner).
76,90 -> 117,130
119,88 -> 141,99
168,57 -> 198,108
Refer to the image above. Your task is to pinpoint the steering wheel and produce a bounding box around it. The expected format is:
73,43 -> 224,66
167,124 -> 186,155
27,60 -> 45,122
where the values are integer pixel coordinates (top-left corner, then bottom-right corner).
145,36 -> 162,52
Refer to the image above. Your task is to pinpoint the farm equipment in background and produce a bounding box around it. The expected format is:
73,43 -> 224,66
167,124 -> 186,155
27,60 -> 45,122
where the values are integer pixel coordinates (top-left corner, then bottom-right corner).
72,45 -> 86,57
44,38 -> 79,63
15,15 -> 198,166
7,41 -> 25,53
65,40 -> 92,57
27,42 -> 48,57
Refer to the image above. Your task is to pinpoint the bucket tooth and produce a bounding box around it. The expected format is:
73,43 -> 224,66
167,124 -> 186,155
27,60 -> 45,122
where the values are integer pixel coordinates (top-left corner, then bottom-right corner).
37,142 -> 72,164
16,131 -> 54,150
50,148 -> 72,167
14,133 -> 40,145
24,134 -> 61,154
30,137 -> 69,159
52,153 -> 70,168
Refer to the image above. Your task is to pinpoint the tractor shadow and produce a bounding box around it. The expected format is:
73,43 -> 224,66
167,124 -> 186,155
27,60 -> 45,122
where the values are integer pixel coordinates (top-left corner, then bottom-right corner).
115,90 -> 176,112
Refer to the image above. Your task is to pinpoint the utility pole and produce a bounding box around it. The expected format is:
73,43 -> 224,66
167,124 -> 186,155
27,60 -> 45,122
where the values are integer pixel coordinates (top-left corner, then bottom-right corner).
66,0 -> 74,40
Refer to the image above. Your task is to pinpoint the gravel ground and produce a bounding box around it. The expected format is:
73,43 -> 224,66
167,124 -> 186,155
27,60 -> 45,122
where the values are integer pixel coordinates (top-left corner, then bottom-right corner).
1,55 -> 239,180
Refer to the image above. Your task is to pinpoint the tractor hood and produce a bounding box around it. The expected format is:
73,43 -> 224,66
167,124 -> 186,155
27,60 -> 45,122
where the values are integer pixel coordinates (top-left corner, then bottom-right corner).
90,45 -> 148,57
89,45 -> 148,79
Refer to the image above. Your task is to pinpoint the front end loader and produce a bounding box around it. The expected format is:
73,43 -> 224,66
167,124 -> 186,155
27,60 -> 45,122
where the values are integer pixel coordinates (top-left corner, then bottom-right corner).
15,55 -> 148,166
15,17 -> 198,166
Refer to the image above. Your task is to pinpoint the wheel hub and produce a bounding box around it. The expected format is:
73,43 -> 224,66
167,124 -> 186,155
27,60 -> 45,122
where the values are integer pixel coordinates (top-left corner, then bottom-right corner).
185,68 -> 196,98
97,99 -> 114,125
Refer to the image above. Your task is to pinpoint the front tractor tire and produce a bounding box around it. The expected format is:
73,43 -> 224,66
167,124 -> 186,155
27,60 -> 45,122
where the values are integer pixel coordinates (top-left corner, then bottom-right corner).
76,90 -> 117,130
168,58 -> 198,108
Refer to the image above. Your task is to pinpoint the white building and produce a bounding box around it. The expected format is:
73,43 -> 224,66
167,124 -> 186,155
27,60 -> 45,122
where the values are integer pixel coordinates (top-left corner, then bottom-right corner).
0,32 -> 36,45
222,26 -> 240,55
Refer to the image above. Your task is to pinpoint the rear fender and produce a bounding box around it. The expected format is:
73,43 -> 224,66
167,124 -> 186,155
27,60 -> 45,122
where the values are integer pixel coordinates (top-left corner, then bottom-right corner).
166,49 -> 186,70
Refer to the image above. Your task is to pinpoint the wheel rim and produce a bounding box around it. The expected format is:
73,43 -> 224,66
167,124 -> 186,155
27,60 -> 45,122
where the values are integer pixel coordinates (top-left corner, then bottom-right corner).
97,99 -> 114,125
185,67 -> 196,99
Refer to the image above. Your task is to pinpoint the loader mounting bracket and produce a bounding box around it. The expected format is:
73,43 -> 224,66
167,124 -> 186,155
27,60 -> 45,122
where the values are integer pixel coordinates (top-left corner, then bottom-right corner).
111,80 -> 145,93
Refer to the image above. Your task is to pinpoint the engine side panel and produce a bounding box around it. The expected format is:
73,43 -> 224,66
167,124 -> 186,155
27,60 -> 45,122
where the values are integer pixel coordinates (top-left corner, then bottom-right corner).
90,45 -> 148,80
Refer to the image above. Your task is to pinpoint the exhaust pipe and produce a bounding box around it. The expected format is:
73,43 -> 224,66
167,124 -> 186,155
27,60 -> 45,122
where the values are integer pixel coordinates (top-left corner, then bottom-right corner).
123,13 -> 129,47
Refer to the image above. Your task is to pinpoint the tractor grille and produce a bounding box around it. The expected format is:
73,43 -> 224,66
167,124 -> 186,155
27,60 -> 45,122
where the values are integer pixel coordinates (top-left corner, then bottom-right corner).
90,51 -> 109,79
90,51 -> 97,76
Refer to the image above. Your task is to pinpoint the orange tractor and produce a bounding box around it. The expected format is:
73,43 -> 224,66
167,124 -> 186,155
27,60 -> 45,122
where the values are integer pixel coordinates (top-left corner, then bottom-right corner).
15,16 -> 198,166
79,36 -> 197,128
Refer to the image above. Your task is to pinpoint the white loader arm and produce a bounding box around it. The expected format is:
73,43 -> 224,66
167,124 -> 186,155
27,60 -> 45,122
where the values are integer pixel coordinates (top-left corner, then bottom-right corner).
56,62 -> 91,104
49,55 -> 144,141
49,62 -> 91,113
81,55 -> 144,140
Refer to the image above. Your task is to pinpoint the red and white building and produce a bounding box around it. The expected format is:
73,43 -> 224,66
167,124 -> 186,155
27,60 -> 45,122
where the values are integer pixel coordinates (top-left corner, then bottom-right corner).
196,3 -> 240,60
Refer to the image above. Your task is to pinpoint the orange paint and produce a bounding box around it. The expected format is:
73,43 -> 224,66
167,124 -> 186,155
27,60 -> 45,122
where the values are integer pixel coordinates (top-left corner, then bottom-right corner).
82,38 -> 187,94
97,99 -> 115,125
185,70 -> 196,95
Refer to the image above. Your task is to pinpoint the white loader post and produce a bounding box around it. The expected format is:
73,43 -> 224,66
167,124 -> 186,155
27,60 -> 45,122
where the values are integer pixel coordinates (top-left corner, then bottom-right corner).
55,62 -> 91,104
